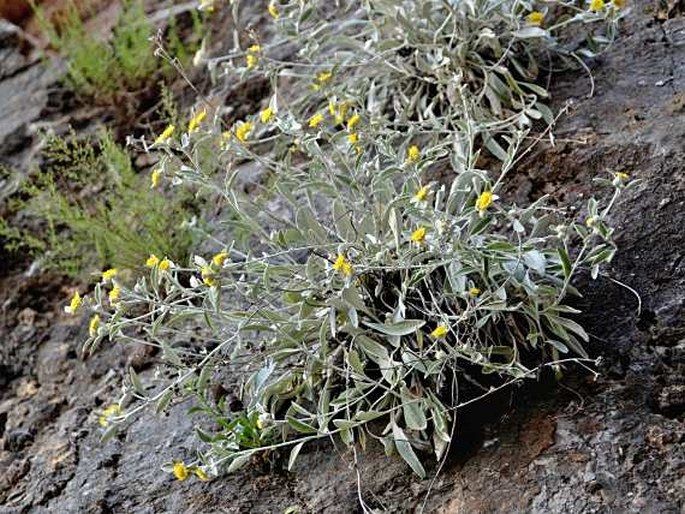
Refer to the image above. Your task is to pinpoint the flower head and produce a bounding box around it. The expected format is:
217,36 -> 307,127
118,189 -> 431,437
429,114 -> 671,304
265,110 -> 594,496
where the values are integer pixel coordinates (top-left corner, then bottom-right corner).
212,251 -> 228,267
151,168 -> 161,189
146,254 -> 160,268
188,109 -> 207,133
309,112 -> 325,128
159,258 -> 172,271
66,291 -> 82,314
268,1 -> 280,18
235,121 -> 254,143
188,466 -> 209,482
469,287 -> 481,296
173,461 -> 188,481
527,11 -> 544,25
410,227 -> 426,244
332,254 -> 353,276
614,171 -> 629,182
109,286 -> 121,304
89,314 -> 100,337
154,124 -> 175,145
193,467 -> 210,481
414,185 -> 429,202
407,145 -> 420,163
316,70 -> 333,84
246,45 -> 261,69
246,53 -> 259,69
199,0 -> 215,12
589,0 -> 605,10
201,266 -> 217,287
334,102 -> 350,126
430,324 -> 448,339
102,268 -> 118,281
98,404 -> 121,427
260,106 -> 274,124
348,132 -> 359,144
346,114 -> 360,131
475,191 -> 494,213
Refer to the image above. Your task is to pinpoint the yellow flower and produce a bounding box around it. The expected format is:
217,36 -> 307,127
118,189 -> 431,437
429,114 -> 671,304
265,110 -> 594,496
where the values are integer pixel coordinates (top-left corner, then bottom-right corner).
235,121 -> 253,143
159,258 -> 172,271
201,265 -> 218,287
348,132 -> 359,144
414,185 -> 429,202
469,287 -> 481,296
527,11 -> 544,25
89,314 -> 100,337
151,168 -> 161,189
332,254 -> 353,276
407,145 -> 420,163
98,404 -> 121,427
410,227 -> 426,244
246,54 -> 258,68
475,191 -> 493,213
109,286 -> 121,304
585,216 -> 597,227
193,467 -> 210,481
268,1 -> 280,18
222,131 -> 232,141
199,0 -> 215,12
173,461 -> 188,481
202,269 -> 217,287
614,171 -> 629,181
212,251 -> 228,267
589,0 -> 605,10
260,106 -> 274,124
102,268 -> 118,281
188,109 -> 207,133
328,100 -> 336,116
309,112 -> 325,128
154,124 -> 175,145
431,324 -> 448,338
146,254 -> 160,267
316,70 -> 333,85
66,291 -> 82,314
246,45 -> 261,69
346,114 -> 360,131
333,102 -> 350,126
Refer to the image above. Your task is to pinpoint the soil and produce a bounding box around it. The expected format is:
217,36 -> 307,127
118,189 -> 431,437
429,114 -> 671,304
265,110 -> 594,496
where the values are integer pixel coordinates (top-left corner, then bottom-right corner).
1,1 -> 684,513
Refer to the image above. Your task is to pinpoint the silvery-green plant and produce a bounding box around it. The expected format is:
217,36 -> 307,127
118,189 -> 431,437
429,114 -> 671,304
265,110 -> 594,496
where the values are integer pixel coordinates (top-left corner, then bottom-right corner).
76,0 -> 630,481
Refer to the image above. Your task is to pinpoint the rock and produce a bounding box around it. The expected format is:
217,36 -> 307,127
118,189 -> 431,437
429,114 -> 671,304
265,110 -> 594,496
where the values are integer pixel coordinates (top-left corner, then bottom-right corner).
3,428 -> 34,452
1,0 -> 685,512
657,385 -> 685,417
0,19 -> 60,187
0,20 -> 33,80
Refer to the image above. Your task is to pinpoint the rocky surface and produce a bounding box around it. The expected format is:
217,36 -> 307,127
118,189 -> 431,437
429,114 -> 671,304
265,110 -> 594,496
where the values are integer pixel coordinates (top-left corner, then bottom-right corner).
0,20 -> 60,185
0,1 -> 684,513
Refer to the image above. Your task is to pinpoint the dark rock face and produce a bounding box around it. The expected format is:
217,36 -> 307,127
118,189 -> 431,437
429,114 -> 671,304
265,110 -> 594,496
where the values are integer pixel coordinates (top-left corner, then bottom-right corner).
0,19 -> 60,206
0,1 -> 684,513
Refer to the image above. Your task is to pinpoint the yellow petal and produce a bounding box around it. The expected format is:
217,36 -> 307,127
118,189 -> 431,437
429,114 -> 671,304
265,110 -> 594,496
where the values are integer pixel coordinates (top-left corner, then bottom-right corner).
173,461 -> 188,481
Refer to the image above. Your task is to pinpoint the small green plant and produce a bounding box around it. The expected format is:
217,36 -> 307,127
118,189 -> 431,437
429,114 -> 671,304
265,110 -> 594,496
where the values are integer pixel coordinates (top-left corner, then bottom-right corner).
11,130 -> 197,278
33,0 -> 205,99
78,0 -> 631,491
32,0 -> 154,97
